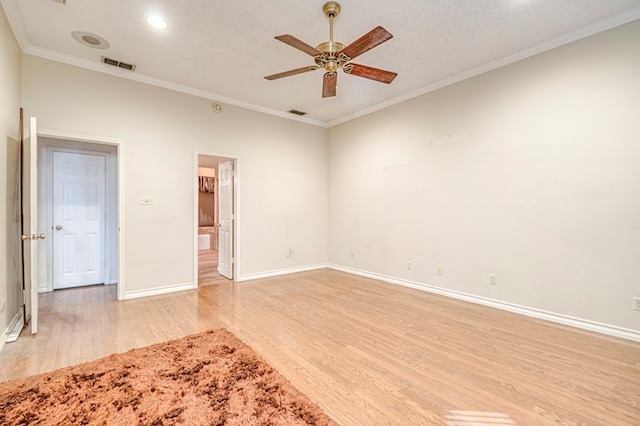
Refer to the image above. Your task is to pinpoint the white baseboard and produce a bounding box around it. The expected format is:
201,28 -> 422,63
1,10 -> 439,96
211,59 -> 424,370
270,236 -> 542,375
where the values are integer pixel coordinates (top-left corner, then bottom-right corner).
328,264 -> 640,343
238,264 -> 328,282
123,282 -> 194,300
1,310 -> 24,352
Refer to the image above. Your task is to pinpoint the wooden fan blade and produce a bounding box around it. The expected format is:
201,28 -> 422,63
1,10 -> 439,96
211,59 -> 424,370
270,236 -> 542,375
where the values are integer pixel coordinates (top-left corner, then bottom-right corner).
322,72 -> 337,98
265,66 -> 318,80
340,26 -> 393,61
345,63 -> 397,84
275,35 -> 323,56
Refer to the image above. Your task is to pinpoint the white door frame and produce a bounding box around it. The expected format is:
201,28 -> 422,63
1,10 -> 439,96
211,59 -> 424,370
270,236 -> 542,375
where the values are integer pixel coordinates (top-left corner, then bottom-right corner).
25,117 -> 38,334
38,129 -> 126,300
193,150 -> 240,286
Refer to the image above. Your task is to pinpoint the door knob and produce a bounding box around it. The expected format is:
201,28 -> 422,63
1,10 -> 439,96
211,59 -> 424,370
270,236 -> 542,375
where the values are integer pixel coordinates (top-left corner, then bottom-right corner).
56,225 -> 62,230
20,233 -> 45,240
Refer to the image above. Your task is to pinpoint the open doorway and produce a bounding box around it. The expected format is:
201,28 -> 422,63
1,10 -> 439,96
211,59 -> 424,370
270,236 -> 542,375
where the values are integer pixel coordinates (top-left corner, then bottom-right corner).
37,133 -> 122,299
195,153 -> 236,286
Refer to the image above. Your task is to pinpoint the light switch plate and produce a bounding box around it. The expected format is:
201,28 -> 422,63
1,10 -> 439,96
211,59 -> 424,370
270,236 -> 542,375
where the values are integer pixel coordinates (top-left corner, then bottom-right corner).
139,195 -> 153,205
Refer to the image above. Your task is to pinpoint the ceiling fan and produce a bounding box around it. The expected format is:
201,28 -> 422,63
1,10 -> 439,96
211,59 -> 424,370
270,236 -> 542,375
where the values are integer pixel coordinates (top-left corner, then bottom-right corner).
264,2 -> 397,98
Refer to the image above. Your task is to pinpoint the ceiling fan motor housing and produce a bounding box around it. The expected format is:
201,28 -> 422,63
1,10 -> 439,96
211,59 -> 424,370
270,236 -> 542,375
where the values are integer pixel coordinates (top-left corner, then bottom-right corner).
315,43 -> 347,73
316,41 -> 344,54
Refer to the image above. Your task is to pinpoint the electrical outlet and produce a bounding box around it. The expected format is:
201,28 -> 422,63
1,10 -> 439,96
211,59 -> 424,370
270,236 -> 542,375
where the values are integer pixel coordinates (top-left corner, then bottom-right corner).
284,248 -> 291,258
406,261 -> 412,270
633,297 -> 640,311
489,274 -> 497,286
436,266 -> 444,276
350,252 -> 355,260
0,299 -> 5,313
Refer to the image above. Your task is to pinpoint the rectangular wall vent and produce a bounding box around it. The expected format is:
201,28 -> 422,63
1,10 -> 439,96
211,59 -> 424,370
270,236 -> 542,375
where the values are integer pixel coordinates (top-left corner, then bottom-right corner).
101,56 -> 136,71
288,109 -> 307,116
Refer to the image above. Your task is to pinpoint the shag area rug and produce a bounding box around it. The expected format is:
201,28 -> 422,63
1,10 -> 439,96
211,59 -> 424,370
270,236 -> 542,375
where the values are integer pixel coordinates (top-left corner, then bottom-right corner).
0,329 -> 337,425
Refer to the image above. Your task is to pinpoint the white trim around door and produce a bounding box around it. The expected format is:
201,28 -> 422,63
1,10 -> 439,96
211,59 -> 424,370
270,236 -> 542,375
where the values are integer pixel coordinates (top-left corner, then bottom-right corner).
193,150 -> 240,287
38,130 -> 126,300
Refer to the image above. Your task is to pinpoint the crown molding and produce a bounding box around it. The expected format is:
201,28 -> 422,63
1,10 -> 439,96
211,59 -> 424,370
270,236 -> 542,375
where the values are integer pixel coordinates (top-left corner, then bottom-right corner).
5,0 -> 640,129
1,0 -> 326,127
23,45 -> 328,128
0,0 -> 29,49
329,7 -> 640,127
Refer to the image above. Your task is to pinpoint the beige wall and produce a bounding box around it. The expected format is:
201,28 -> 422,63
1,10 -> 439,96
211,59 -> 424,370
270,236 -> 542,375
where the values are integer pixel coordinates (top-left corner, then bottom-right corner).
329,20 -> 640,332
0,7 -> 21,339
22,55 -> 328,294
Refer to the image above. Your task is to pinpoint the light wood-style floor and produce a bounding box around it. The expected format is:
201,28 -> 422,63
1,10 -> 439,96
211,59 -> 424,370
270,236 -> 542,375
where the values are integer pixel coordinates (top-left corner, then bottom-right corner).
198,248 -> 228,286
1,269 -> 639,425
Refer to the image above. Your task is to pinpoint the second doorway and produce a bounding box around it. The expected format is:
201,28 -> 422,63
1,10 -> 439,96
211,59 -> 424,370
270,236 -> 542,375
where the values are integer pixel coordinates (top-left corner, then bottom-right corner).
196,154 -> 236,285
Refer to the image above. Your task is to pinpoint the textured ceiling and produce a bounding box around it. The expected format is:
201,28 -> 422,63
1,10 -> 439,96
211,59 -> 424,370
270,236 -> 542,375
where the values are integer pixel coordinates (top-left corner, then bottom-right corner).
3,0 -> 640,126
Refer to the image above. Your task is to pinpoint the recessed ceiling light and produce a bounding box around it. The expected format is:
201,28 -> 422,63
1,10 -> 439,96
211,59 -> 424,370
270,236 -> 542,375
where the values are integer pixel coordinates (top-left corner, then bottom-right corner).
147,16 -> 168,30
71,31 -> 110,49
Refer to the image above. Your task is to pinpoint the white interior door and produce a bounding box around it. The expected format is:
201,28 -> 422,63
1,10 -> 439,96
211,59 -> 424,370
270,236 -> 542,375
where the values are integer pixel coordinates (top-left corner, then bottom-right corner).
217,160 -> 234,279
22,116 -> 41,334
52,152 -> 106,289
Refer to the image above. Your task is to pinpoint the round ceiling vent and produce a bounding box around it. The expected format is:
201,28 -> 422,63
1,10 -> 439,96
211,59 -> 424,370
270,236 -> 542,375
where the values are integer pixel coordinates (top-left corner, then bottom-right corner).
71,31 -> 110,49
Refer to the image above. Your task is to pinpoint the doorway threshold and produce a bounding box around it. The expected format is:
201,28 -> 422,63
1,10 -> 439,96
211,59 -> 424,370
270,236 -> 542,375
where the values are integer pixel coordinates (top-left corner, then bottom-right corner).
5,311 -> 24,343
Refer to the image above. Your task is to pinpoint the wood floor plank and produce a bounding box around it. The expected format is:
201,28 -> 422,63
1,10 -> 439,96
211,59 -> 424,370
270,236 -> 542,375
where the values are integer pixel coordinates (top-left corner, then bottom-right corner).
1,268 -> 639,425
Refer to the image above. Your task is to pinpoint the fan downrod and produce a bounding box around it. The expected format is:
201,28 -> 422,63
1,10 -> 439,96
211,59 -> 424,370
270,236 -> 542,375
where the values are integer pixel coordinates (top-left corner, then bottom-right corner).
316,2 -> 344,57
